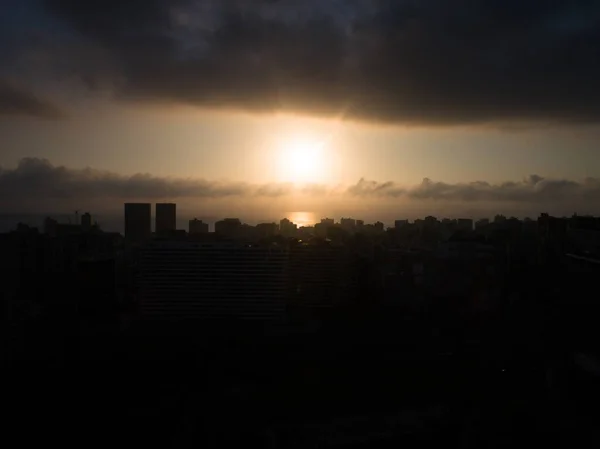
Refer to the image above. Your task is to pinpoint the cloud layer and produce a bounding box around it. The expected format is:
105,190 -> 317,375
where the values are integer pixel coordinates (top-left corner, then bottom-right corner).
0,158 -> 262,200
1,158 -> 599,211
2,0 -> 600,124
349,176 -> 600,203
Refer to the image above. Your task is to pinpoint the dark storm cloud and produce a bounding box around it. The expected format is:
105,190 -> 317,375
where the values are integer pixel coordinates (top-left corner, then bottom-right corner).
21,0 -> 598,125
0,158 -> 252,199
1,158 -> 599,208
0,79 -> 65,119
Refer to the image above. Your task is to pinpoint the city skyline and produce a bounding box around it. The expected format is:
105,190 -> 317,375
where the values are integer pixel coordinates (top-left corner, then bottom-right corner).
9,200 -> 594,236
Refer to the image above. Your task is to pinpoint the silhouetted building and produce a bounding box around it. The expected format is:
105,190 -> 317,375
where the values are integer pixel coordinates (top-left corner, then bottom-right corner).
138,241 -> 288,320
297,226 -> 314,240
256,222 -> 278,239
475,218 -> 490,231
315,218 -> 337,238
538,213 -> 569,261
538,213 -> 568,240
55,223 -> 82,237
155,203 -> 176,234
288,242 -> 350,310
189,218 -> 209,235
424,216 -> 438,227
44,217 -> 58,236
215,218 -> 242,238
394,220 -> 408,230
124,203 -> 151,241
314,222 -> 328,238
81,212 -> 92,231
280,218 -> 297,238
457,218 -> 474,232
341,218 -> 356,232
77,257 -> 117,321
568,226 -> 600,256
1,225 -> 121,324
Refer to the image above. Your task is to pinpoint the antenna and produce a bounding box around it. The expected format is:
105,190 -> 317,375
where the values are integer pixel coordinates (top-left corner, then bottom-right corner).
75,210 -> 79,224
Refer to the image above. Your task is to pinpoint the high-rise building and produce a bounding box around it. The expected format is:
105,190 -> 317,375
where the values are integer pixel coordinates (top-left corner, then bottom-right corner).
81,212 -> 92,231
189,218 -> 209,234
124,203 -> 151,241
315,218 -> 336,238
215,218 -> 242,238
340,218 -> 356,232
394,219 -> 408,229
280,218 -> 297,238
288,242 -> 350,309
44,217 -> 58,236
155,203 -> 176,234
76,258 -> 116,319
475,218 -> 490,231
138,241 -> 288,320
457,218 -> 474,232
256,223 -> 278,238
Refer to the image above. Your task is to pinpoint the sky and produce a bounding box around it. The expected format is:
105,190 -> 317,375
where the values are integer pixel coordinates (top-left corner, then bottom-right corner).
1,0 -> 600,228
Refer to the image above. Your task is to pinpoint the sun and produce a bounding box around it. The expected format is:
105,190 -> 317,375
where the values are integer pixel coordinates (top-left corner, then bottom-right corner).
278,138 -> 326,183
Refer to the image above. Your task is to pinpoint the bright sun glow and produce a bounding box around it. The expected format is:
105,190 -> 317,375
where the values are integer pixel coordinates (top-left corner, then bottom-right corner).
278,138 -> 326,183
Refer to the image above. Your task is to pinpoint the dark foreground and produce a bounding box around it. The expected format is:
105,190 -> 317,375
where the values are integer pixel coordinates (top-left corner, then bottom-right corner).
6,294 -> 600,449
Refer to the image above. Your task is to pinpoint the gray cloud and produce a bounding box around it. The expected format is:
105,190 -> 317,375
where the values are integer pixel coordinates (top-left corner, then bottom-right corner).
0,158 -> 255,200
2,0 -> 591,125
0,79 -> 65,119
1,158 -> 599,212
348,178 -> 405,197
347,175 -> 600,203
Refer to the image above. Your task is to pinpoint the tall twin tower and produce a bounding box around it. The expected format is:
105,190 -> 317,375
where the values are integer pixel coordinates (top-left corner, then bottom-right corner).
124,203 -> 176,240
